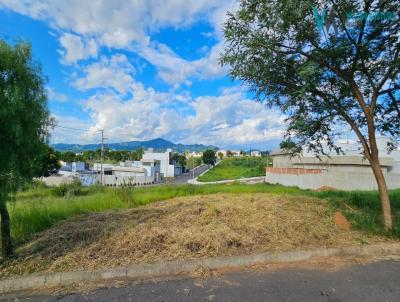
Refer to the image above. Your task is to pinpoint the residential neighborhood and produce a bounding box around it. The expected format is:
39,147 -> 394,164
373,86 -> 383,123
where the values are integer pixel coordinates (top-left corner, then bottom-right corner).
0,1 -> 399,301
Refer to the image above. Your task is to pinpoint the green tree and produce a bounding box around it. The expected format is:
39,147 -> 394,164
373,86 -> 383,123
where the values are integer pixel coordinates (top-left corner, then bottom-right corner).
217,151 -> 224,160
171,153 -> 186,168
202,149 -> 217,166
36,145 -> 61,176
132,148 -> 144,161
59,151 -> 76,162
0,40 -> 51,257
222,0 -> 399,229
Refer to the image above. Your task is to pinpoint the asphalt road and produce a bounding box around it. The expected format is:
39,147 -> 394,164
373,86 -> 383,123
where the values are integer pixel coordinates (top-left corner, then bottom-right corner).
4,259 -> 400,301
170,164 -> 210,184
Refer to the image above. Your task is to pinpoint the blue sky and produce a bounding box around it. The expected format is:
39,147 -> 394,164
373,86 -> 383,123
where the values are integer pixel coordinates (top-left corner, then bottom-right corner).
0,1 -> 285,150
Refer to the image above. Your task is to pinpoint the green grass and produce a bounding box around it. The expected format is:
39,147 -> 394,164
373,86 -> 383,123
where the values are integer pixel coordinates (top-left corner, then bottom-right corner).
5,183 -> 400,250
198,157 -> 271,182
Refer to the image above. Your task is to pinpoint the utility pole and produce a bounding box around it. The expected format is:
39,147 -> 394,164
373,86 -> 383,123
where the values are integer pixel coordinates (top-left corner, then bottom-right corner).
100,129 -> 104,185
192,156 -> 195,182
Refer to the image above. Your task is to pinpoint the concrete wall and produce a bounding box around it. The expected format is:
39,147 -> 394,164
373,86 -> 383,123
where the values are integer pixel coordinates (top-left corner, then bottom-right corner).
42,175 -> 70,186
266,170 -> 400,190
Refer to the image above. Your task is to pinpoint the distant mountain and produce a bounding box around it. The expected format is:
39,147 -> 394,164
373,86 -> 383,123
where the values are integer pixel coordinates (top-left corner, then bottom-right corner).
52,138 -> 218,153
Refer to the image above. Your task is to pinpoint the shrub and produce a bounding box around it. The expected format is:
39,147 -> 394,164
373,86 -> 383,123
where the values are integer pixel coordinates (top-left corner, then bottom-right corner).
51,180 -> 83,197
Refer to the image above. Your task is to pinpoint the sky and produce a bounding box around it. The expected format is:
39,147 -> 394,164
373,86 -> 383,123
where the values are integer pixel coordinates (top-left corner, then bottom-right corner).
0,0 -> 285,150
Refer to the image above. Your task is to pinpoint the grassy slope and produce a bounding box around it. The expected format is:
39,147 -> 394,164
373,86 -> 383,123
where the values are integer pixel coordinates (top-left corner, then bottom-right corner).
7,184 -> 400,249
198,157 -> 270,182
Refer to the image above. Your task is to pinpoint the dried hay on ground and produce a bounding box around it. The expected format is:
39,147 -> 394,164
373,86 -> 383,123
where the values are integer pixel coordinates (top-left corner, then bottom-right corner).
0,193 -> 389,278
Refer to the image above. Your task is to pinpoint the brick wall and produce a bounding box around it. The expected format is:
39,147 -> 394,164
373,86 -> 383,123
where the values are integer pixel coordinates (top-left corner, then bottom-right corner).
266,167 -> 323,175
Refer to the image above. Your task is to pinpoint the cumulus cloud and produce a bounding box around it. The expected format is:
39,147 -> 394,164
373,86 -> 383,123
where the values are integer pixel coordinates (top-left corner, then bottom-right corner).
73,54 -> 135,94
0,0 -> 236,85
0,0 -> 234,47
58,33 -> 98,64
51,115 -> 98,144
138,41 -> 227,87
79,84 -> 285,147
1,0 -> 286,147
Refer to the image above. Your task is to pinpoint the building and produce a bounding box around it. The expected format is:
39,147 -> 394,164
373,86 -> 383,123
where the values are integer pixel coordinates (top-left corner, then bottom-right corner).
266,137 -> 400,191
58,161 -> 86,175
93,159 -> 162,186
44,161 -> 97,186
250,150 -> 261,157
142,148 -> 181,178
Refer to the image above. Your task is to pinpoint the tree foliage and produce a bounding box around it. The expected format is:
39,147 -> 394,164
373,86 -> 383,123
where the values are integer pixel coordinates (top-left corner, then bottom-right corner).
36,145 -> 61,177
202,149 -> 217,166
171,153 -> 187,168
0,40 -> 51,257
57,148 -> 144,163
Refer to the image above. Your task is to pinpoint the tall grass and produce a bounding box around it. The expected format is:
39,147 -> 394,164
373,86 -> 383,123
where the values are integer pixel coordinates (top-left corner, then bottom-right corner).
310,189 -> 400,237
6,183 -> 400,247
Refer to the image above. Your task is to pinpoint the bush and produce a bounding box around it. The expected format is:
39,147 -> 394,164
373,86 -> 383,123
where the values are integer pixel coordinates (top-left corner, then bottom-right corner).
51,180 -> 83,197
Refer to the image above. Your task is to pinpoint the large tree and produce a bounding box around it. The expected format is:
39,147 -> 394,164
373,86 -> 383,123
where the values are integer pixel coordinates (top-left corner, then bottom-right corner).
221,0 -> 399,229
202,149 -> 217,166
0,40 -> 51,257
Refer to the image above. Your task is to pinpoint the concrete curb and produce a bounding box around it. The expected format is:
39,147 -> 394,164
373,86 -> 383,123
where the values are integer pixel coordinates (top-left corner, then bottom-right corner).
1,242 -> 400,293
189,176 -> 266,185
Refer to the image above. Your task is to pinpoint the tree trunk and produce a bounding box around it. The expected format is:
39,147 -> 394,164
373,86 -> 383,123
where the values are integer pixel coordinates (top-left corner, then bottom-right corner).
369,158 -> 393,230
0,200 -> 13,258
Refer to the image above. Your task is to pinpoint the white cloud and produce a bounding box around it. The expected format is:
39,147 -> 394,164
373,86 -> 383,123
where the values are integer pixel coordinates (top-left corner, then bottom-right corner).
0,0 -> 237,85
1,0 -> 283,147
138,41 -> 227,87
47,87 -> 68,102
58,33 -> 98,64
51,115 -> 98,144
73,54 -> 135,94
0,0 -> 233,47
75,85 -> 285,147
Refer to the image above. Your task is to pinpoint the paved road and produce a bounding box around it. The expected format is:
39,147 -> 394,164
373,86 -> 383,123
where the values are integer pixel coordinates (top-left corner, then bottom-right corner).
170,164 -> 210,184
4,260 -> 400,301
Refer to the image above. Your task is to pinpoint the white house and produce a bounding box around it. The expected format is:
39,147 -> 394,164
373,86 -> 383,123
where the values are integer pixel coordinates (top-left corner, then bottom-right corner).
142,148 -> 177,178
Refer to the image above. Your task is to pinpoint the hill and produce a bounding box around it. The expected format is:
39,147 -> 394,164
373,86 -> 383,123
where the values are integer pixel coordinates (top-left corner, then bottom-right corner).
52,138 -> 218,153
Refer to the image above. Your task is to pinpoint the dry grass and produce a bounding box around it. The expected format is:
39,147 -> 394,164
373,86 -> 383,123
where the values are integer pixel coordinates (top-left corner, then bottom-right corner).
0,193 -> 390,279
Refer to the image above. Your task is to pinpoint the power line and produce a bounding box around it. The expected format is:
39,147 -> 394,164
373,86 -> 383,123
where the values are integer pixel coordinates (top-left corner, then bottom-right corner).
53,125 -> 102,133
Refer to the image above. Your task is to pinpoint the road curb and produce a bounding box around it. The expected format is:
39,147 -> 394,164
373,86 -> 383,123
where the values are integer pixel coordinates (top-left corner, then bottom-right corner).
1,242 -> 400,293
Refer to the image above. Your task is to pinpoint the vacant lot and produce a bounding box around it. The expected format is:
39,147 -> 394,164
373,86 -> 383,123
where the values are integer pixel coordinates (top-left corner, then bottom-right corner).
0,193 -> 390,278
1,183 -> 399,278
198,157 -> 270,182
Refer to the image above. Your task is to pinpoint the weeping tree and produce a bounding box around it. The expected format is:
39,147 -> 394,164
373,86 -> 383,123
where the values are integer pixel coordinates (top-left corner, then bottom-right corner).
221,0 -> 399,229
0,40 -> 51,257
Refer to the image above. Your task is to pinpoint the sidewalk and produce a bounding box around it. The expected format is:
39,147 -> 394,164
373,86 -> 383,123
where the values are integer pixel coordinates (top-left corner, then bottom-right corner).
1,242 -> 400,294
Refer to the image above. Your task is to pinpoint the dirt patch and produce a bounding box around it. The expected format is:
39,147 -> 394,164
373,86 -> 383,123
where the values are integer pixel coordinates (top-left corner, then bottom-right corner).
0,193 -> 389,279
334,211 -> 351,231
